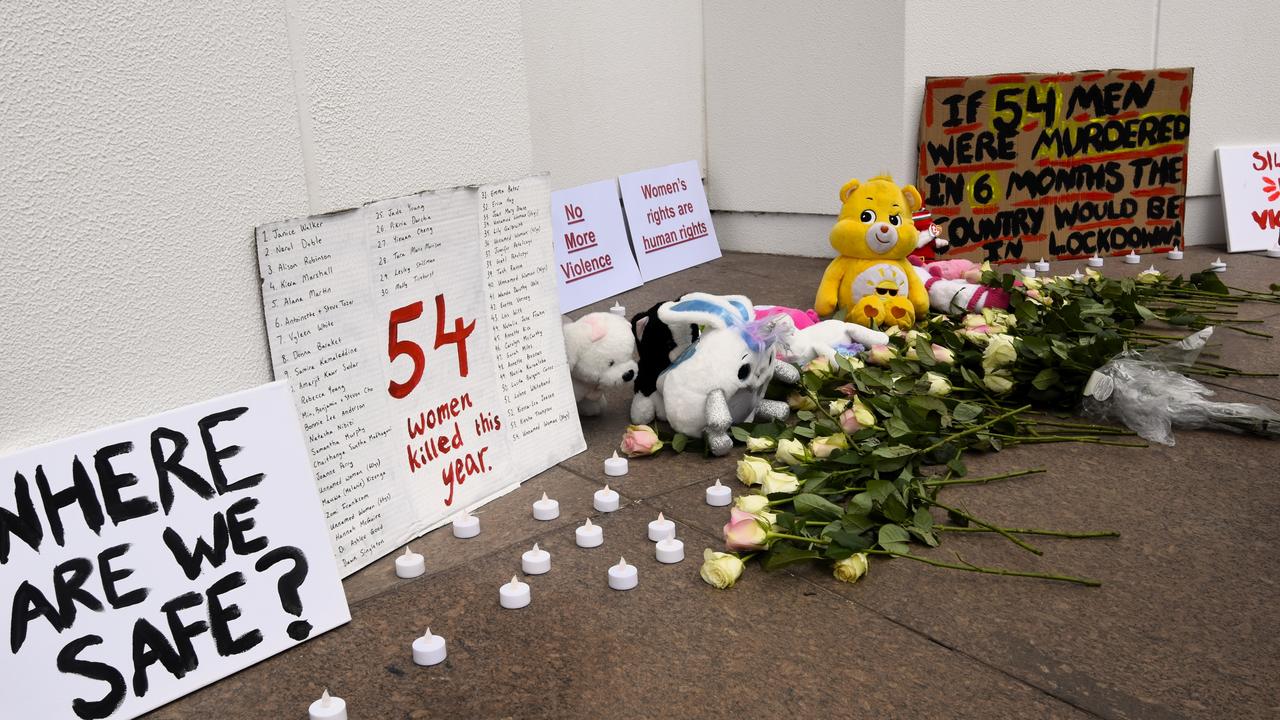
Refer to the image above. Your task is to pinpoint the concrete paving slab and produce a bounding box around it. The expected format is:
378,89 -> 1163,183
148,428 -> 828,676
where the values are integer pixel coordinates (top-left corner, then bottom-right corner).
146,504 -> 1092,720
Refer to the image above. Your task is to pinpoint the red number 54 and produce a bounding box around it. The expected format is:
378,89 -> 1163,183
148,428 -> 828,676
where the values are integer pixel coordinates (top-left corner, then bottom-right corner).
387,294 -> 476,399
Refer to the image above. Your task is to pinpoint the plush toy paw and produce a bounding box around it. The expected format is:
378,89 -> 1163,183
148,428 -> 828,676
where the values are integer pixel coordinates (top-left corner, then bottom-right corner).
578,394 -> 606,417
706,431 -> 734,457
880,296 -> 916,329
772,362 -> 800,384
630,393 -> 656,424
846,295 -> 887,328
755,398 -> 790,421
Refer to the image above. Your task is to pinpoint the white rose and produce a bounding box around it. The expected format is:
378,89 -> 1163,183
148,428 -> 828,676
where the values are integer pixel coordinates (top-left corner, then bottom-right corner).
700,549 -> 746,589
833,553 -> 869,584
736,455 -> 772,486
775,438 -> 809,466
761,470 -> 801,496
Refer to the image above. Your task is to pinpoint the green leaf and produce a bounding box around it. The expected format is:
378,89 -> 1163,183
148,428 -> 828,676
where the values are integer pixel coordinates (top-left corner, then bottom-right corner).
730,426 -> 751,442
886,416 -> 913,438
913,336 -> 937,367
1032,367 -> 1060,390
953,402 -> 984,423
792,424 -> 815,438
849,492 -> 874,514
671,433 -> 688,453
761,544 -> 824,571
828,528 -> 871,552
841,512 -> 877,533
872,444 -> 916,459
912,506 -> 934,532
866,478 -> 895,504
877,524 -> 911,554
796,410 -> 815,422
793,493 -> 843,520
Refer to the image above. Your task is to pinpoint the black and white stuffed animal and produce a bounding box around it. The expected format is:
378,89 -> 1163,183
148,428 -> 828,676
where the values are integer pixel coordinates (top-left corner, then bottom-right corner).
629,299 -> 701,424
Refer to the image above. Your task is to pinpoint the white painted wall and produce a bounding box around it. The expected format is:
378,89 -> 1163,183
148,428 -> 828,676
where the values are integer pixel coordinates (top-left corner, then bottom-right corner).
522,1 -> 706,190
710,0 -> 1273,255
0,1 -> 534,452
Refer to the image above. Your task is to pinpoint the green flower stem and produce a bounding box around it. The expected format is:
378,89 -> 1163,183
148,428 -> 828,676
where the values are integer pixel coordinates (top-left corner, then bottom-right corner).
1224,324 -> 1273,339
918,404 -> 1031,456
768,532 -> 829,546
923,468 -> 1046,487
926,499 -> 1043,556
864,549 -> 1101,587
936,525 -> 1119,539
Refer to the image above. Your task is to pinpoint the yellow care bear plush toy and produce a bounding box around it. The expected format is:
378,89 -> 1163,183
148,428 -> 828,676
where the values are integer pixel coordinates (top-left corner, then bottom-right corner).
814,174 -> 929,330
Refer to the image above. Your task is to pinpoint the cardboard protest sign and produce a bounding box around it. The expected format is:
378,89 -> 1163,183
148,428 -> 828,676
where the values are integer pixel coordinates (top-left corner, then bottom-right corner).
619,160 -> 722,280
551,178 -> 644,312
1217,144 -> 1280,253
916,68 -> 1193,263
256,175 -> 585,578
0,382 -> 349,720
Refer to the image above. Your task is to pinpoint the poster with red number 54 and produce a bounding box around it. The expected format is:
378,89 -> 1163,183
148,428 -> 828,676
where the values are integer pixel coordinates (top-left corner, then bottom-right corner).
256,175 -> 585,577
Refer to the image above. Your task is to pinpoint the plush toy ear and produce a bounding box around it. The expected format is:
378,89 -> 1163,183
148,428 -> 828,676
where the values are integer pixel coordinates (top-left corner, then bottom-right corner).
839,178 -> 862,203
632,315 -> 650,341
902,184 -> 923,212
659,292 -> 752,330
582,314 -> 608,342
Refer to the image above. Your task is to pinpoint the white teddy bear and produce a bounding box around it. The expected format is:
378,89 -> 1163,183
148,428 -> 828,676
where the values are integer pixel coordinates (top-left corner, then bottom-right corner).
562,312 -> 638,416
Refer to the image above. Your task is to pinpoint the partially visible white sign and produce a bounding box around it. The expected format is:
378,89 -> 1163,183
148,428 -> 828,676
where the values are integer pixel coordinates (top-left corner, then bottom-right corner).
1217,144 -> 1280,253
551,179 -> 643,312
619,160 -> 722,280
0,382 -> 349,720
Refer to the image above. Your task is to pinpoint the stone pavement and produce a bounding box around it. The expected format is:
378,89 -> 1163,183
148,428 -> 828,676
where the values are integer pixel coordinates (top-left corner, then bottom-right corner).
150,247 -> 1280,719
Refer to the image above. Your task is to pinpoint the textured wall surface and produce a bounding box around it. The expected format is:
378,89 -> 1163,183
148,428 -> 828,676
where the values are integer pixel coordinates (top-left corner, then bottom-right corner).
0,1 -> 535,453
0,4 -> 310,452
703,0 -> 907,215
292,0 -> 534,213
522,1 -> 705,190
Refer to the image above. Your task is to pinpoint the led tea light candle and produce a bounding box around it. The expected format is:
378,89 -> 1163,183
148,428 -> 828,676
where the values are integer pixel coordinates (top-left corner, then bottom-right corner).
309,689 -> 347,720
705,479 -> 731,506
1168,245 -> 1184,260
655,537 -> 685,564
1019,265 -> 1036,279
1070,269 -> 1085,282
647,512 -> 675,541
500,575 -> 531,609
395,547 -> 426,579
412,628 -> 447,666
1033,257 -> 1050,273
608,557 -> 638,590
609,301 -> 627,317
1211,257 -> 1227,273
452,511 -> 480,539
532,492 -> 560,521
576,518 -> 604,547
1124,250 -> 1141,264
593,484 -> 620,512
603,451 -> 628,477
1088,252 -> 1104,268
521,543 -> 551,575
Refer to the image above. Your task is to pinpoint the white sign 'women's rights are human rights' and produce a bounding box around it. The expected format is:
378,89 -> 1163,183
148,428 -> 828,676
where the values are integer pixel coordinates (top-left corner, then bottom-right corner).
619,160 -> 722,280
0,382 -> 349,720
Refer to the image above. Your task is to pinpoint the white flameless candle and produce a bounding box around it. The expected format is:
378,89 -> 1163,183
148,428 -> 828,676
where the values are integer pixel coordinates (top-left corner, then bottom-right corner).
521,543 -> 551,574
395,547 -> 426,578
608,557 -> 638,590
1033,257 -> 1050,273
309,689 -> 347,720
576,518 -> 603,547
593,484 -> 620,512
1211,257 -> 1227,273
609,302 -> 627,317
1019,265 -> 1036,278
412,628 -> 447,666
452,511 -> 480,539
705,479 -> 731,506
1124,250 -> 1141,264
655,537 -> 685,564
603,451 -> 628,477
532,492 -> 560,521
1088,253 -> 1104,268
647,512 -> 675,541
500,575 -> 531,609
1070,269 -> 1085,282
1168,247 -> 1184,260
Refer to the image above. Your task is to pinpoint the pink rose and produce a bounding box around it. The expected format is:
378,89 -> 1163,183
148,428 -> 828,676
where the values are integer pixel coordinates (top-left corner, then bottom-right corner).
866,344 -> 895,366
620,424 -> 663,457
836,383 -> 857,397
723,508 -> 768,551
839,408 -> 862,434
930,344 -> 955,364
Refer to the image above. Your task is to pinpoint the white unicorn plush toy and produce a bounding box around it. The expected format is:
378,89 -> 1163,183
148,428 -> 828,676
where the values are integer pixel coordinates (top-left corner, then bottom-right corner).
653,293 -> 798,456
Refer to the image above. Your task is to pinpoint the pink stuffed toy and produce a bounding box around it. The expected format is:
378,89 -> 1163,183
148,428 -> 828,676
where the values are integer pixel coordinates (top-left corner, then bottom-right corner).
910,260 -> 1010,313
754,305 -> 820,330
